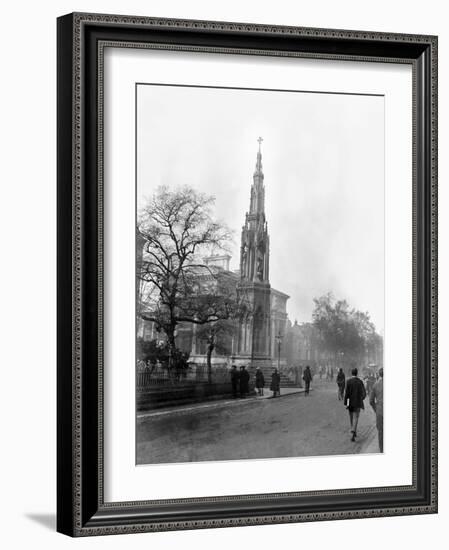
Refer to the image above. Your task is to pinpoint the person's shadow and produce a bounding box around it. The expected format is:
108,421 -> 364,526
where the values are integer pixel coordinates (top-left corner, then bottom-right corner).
25,513 -> 56,531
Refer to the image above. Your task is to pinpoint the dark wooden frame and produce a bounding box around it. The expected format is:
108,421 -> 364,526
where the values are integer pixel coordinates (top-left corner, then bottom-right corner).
57,12 -> 438,537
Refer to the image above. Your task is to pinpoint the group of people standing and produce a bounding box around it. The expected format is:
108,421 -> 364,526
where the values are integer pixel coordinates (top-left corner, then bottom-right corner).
336,366 -> 384,451
230,365 -> 250,398
230,364 -> 314,399
231,365 -> 282,398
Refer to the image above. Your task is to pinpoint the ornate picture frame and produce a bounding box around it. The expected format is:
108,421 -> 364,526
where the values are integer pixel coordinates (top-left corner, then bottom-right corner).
57,12 -> 437,536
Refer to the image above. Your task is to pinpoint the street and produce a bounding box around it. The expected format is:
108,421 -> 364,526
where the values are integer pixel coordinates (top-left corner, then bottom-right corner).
136,380 -> 378,464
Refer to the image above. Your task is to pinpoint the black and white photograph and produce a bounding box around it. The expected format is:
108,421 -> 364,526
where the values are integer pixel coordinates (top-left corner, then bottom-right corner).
136,83 -> 385,465
0,0 -> 441,545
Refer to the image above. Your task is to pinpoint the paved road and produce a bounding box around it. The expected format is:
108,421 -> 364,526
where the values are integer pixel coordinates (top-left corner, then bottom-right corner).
136,380 -> 378,465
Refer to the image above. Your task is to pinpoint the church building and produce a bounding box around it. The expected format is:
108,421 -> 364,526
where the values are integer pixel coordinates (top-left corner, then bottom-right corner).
138,140 -> 291,369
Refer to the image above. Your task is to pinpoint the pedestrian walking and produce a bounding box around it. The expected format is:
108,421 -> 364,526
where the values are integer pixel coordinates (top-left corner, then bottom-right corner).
303,365 -> 313,395
270,368 -> 281,397
336,367 -> 346,400
369,367 -> 384,452
344,367 -> 367,441
239,365 -> 250,398
230,365 -> 239,398
255,366 -> 265,396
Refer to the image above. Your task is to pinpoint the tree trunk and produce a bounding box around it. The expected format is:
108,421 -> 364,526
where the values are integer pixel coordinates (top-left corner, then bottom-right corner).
206,344 -> 214,384
166,329 -> 177,382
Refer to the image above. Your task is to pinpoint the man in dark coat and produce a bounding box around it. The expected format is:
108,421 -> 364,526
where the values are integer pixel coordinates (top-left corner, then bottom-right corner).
270,368 -> 281,397
230,365 -> 239,398
302,365 -> 313,395
239,365 -> 250,398
369,367 -> 384,452
255,367 -> 265,396
336,368 -> 346,400
344,367 -> 367,441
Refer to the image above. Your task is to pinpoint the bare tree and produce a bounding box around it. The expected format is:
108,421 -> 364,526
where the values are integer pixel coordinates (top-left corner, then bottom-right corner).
137,185 -> 235,375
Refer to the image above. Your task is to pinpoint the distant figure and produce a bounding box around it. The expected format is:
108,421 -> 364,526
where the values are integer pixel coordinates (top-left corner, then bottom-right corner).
369,367 -> 384,452
319,366 -> 323,380
295,366 -> 301,387
303,365 -> 313,395
330,367 -> 334,381
230,365 -> 239,398
255,367 -> 265,396
366,371 -> 376,396
270,369 -> 281,397
336,368 -> 346,400
344,367 -> 367,441
239,365 -> 250,398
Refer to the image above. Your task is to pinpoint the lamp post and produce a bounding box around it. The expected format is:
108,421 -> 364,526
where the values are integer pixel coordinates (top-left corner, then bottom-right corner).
275,331 -> 283,371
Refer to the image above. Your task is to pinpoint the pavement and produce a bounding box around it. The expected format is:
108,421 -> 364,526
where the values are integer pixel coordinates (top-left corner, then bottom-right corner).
137,380 -> 380,464
360,427 -> 380,454
136,386 -> 307,420
257,387 -> 307,399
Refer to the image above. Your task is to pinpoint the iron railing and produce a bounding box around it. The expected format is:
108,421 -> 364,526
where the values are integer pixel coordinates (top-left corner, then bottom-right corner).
136,361 -> 231,390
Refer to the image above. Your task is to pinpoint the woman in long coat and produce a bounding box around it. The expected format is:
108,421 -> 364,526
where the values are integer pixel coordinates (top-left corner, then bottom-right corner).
270,369 -> 281,397
255,367 -> 265,396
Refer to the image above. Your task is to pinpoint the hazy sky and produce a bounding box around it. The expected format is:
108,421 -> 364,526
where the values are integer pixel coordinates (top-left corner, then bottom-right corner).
137,84 -> 384,333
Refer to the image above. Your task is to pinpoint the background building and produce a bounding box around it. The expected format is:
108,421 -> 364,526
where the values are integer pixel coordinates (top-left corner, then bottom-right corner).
137,142 -> 292,375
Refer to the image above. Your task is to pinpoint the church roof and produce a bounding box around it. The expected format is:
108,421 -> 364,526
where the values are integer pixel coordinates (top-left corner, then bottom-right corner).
271,287 -> 290,300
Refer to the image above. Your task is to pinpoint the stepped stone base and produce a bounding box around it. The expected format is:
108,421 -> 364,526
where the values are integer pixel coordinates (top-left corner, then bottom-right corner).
256,365 -> 301,389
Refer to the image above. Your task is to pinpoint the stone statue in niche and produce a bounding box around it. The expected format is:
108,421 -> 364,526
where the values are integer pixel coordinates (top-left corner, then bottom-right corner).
257,254 -> 264,280
241,243 -> 248,275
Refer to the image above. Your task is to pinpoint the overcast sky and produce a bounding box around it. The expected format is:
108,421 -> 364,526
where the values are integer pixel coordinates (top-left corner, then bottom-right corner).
137,84 -> 384,333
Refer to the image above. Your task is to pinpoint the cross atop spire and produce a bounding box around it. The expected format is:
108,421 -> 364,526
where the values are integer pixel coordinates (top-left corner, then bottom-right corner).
254,137 -> 264,177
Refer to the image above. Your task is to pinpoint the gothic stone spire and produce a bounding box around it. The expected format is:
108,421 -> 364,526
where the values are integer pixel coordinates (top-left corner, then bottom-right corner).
240,138 -> 270,283
250,136 -> 265,214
